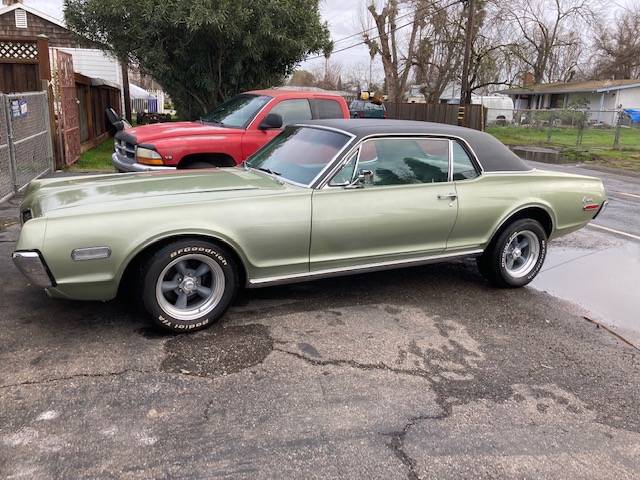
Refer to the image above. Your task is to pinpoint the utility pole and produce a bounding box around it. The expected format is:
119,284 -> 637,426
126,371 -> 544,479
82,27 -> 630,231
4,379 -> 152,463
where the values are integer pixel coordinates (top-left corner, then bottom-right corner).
460,0 -> 475,105
120,57 -> 132,123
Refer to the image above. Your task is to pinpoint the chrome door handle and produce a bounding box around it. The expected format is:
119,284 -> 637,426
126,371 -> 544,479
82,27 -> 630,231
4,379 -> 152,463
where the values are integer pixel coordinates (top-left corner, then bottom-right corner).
437,193 -> 457,200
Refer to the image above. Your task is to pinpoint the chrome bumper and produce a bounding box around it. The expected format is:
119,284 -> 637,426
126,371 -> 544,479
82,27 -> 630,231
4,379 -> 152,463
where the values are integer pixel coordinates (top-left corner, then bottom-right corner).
12,251 -> 55,288
111,153 -> 175,173
593,200 -> 609,219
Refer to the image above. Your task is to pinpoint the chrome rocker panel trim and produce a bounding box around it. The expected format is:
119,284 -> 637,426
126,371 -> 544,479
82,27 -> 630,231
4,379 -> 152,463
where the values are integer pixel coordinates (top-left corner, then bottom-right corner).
247,248 -> 484,287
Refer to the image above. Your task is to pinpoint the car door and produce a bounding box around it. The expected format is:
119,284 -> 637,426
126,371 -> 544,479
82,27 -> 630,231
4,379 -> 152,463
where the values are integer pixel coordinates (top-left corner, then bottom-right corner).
310,136 -> 459,272
241,98 -> 313,159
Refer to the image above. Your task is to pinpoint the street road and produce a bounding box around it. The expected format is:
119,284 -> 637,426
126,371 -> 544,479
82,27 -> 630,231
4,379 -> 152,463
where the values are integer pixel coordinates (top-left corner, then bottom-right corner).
1,184 -> 639,479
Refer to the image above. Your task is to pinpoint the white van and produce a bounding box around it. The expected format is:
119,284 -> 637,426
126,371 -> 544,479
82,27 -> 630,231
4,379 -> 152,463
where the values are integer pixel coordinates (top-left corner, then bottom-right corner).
447,94 -> 514,124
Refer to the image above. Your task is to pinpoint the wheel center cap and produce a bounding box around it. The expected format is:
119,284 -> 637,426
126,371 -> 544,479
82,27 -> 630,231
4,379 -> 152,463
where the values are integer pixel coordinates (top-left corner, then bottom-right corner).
181,277 -> 196,293
512,248 -> 522,259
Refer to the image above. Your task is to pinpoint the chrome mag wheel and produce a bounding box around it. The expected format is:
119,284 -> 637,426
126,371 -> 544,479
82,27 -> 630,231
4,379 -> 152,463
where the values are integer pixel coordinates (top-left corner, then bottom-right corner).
155,253 -> 225,321
503,230 -> 540,278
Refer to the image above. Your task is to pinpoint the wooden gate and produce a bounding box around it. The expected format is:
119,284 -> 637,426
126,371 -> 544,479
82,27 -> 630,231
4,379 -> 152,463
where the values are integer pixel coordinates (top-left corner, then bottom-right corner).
56,50 -> 80,165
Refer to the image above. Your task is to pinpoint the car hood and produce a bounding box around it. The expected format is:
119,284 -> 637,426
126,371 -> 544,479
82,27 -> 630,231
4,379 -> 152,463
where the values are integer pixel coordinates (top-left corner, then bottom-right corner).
22,168 -> 288,217
124,121 -> 243,144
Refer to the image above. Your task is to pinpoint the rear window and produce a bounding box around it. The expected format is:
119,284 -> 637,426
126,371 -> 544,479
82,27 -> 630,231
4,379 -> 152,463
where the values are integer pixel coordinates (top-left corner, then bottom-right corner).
311,99 -> 344,119
350,101 -> 364,110
365,102 -> 384,111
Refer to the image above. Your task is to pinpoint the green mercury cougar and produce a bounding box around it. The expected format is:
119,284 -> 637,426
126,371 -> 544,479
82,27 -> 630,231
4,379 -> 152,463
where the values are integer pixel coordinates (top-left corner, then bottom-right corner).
13,119 -> 607,332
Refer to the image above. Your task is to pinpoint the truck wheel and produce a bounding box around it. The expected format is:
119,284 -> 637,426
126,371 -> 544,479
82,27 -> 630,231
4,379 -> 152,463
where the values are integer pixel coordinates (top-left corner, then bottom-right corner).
477,218 -> 547,288
141,239 -> 238,332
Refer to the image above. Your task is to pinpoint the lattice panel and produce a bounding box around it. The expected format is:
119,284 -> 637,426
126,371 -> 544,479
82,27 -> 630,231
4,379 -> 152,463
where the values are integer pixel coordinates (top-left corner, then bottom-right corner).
0,40 -> 38,61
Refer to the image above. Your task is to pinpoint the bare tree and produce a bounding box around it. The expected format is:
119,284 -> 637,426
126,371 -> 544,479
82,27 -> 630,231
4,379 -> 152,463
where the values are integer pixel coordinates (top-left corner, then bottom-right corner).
496,0 -> 597,84
412,1 -> 466,101
363,0 -> 425,102
590,6 -> 640,79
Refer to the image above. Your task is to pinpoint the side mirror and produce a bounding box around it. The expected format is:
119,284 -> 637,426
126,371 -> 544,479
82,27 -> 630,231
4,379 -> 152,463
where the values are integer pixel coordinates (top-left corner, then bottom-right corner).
259,113 -> 283,130
345,169 -> 373,189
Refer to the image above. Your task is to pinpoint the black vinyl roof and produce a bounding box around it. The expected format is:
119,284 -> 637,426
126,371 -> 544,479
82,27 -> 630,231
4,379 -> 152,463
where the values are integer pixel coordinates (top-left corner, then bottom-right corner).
300,119 -> 532,172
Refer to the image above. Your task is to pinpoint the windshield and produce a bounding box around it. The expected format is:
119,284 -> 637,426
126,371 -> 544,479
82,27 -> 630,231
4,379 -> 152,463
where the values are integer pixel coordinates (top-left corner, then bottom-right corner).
201,94 -> 271,128
247,126 -> 351,186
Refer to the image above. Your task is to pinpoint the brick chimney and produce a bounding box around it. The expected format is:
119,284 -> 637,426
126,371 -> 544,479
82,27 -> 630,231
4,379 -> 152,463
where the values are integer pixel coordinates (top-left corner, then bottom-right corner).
522,72 -> 535,88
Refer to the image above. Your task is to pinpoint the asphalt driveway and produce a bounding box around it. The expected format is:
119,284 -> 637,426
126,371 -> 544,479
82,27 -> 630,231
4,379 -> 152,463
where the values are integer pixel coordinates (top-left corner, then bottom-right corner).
1,195 -> 639,479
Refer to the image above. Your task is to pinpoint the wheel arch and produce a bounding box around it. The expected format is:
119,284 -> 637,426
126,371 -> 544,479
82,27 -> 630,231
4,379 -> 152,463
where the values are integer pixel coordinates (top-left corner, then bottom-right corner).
117,232 -> 249,297
178,153 -> 237,169
486,203 -> 555,248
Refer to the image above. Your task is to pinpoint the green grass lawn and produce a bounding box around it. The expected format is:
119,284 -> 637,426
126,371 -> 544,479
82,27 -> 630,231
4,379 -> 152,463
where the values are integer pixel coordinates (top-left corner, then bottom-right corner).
69,137 -> 115,172
487,125 -> 640,172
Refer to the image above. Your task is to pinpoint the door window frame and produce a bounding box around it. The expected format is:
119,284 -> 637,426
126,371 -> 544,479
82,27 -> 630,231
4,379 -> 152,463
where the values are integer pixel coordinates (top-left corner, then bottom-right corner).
320,134 -> 482,189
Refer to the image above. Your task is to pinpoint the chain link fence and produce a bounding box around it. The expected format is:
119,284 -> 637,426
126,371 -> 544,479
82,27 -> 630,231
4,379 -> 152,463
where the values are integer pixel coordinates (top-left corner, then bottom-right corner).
0,97 -> 13,202
0,92 -> 54,203
485,108 -> 640,160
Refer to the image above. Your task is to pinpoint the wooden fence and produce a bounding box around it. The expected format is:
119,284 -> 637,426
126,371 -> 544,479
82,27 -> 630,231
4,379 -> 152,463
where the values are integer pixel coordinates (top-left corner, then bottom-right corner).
384,102 -> 486,131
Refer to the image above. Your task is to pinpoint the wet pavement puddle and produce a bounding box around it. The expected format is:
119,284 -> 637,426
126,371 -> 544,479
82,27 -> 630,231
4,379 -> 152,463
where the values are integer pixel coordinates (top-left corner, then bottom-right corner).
532,236 -> 640,348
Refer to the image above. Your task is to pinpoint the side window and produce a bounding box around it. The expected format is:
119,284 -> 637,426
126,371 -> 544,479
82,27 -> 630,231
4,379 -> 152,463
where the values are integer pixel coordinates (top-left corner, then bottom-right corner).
269,99 -> 312,126
357,138 -> 449,186
329,151 -> 358,186
452,142 -> 479,180
311,99 -> 343,119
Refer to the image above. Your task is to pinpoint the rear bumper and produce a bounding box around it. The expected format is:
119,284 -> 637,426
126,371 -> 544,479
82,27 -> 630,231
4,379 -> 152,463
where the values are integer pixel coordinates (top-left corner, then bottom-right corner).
111,153 -> 175,173
12,251 -> 55,288
592,200 -> 608,219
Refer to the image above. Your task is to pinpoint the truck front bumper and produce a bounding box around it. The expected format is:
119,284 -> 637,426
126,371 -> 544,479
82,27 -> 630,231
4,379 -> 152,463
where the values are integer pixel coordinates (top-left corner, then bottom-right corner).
112,153 -> 175,173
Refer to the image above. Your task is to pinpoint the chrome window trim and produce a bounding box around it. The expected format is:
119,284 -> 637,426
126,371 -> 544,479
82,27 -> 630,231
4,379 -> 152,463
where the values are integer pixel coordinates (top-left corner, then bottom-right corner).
448,139 -> 454,182
450,139 -> 482,182
319,134 -> 453,189
327,148 -> 360,187
247,248 -> 484,287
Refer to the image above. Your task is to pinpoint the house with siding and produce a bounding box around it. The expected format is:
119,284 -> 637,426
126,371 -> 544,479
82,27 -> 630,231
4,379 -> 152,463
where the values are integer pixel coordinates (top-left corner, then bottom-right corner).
0,0 -> 126,160
499,79 -> 640,125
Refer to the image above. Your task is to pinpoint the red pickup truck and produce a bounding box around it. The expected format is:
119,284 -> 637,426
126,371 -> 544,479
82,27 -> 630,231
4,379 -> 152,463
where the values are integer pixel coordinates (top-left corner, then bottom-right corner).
112,89 -> 350,172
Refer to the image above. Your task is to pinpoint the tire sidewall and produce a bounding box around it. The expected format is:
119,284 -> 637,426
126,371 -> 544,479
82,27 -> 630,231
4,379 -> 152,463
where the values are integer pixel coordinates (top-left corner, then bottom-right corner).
142,241 -> 237,332
497,220 -> 547,287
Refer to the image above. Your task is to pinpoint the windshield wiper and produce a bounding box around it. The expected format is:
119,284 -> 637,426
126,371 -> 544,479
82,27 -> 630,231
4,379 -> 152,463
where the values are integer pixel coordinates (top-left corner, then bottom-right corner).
255,166 -> 281,176
200,118 -> 225,127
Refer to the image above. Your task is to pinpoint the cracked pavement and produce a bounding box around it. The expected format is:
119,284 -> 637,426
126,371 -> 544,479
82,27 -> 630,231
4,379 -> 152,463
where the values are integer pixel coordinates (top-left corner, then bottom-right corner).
1,197 -> 640,479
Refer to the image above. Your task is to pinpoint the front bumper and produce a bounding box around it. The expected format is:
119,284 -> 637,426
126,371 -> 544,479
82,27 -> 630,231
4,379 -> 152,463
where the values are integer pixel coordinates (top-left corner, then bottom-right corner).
111,153 -> 175,173
12,251 -> 55,288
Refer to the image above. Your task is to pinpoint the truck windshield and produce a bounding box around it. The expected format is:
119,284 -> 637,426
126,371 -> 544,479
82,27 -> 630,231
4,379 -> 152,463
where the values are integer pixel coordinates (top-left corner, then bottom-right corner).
247,126 -> 351,186
201,94 -> 271,128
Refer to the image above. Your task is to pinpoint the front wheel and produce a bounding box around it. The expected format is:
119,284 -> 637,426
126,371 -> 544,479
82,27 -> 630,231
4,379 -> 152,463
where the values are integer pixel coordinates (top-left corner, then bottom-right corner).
141,239 -> 238,332
477,218 -> 547,288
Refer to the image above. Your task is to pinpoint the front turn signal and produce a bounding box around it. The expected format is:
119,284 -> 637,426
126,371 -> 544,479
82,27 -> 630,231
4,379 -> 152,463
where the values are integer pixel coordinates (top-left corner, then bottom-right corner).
136,146 -> 164,165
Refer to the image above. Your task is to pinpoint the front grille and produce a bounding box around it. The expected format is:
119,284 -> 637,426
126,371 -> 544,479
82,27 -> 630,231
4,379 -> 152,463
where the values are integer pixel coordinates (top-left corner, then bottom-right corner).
115,139 -> 136,160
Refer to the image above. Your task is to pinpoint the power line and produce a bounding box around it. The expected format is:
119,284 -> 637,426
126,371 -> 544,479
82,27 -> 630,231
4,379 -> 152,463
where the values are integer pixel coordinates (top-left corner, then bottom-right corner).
331,2 -> 430,46
306,0 -> 465,61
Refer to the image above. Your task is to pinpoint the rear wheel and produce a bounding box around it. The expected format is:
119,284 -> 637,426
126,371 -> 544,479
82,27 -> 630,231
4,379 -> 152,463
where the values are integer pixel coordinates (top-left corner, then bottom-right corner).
141,239 -> 238,332
477,218 -> 547,288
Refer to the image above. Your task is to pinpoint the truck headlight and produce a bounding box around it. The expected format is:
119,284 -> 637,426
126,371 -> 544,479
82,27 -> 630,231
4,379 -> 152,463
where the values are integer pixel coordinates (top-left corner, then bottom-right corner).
136,147 -> 164,165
